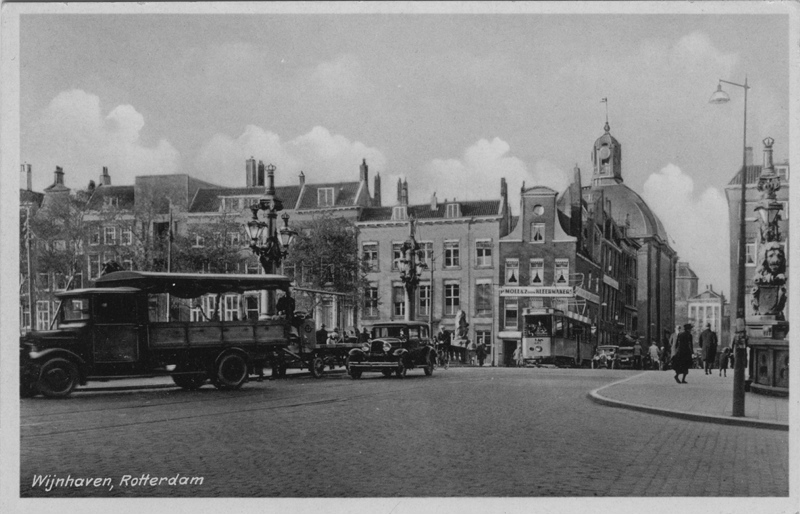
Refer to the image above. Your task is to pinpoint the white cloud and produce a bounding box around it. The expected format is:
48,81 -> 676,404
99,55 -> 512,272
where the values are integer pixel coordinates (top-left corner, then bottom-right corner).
643,164 -> 730,294
195,125 -> 387,187
414,138 -> 569,212
28,89 -> 180,190
310,54 -> 368,96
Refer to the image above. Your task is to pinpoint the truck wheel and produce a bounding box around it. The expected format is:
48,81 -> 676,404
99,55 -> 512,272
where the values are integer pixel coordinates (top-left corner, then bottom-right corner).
424,352 -> 435,376
37,358 -> 79,398
171,373 -> 207,390
349,367 -> 362,379
381,369 -> 393,377
311,356 -> 325,378
213,353 -> 248,390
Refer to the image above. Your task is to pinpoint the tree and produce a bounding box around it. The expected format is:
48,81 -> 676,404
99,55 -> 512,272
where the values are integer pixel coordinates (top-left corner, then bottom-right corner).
172,212 -> 248,274
283,213 -> 372,319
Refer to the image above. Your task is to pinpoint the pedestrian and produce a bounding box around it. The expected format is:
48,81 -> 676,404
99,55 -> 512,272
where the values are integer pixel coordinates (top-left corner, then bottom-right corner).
513,343 -> 523,367
719,347 -> 732,377
476,341 -> 486,367
276,290 -> 295,322
664,325 -> 681,371
315,323 -> 328,347
699,322 -> 718,375
633,342 -> 642,370
466,339 -> 477,365
648,342 -> 660,370
327,326 -> 341,345
358,326 -> 370,344
672,323 -> 694,384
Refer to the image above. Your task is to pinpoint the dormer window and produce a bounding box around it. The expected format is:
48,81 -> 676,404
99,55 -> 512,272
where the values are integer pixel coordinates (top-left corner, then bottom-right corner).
392,206 -> 408,221
318,188 -> 334,207
445,203 -> 461,218
103,196 -> 119,208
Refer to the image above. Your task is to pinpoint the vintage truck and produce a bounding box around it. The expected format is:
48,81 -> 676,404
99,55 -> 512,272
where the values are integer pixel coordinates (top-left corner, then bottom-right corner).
19,271 -> 314,398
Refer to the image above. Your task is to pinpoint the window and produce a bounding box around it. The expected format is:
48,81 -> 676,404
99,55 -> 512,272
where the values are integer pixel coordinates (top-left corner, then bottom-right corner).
21,308 -> 31,331
392,243 -> 404,271
230,232 -> 241,246
54,273 -> 67,291
120,228 -> 133,246
223,295 -> 241,321
244,295 -> 260,320
745,243 -> 756,266
193,234 -> 205,248
555,259 -> 570,285
89,229 -> 100,246
419,283 -> 431,316
776,166 -> 789,181
53,240 -> 66,251
531,223 -> 545,243
445,203 -> 461,218
38,272 -> 50,290
475,281 -> 492,316
505,258 -> 520,285
392,206 -> 408,220
444,241 -> 460,268
318,187 -> 334,207
104,226 -> 116,245
529,258 -> 544,285
364,285 -> 379,317
504,299 -> 518,329
475,240 -> 492,267
419,242 -> 433,267
36,301 -> 51,331
476,330 -> 492,352
362,242 -> 379,271
444,281 -> 460,316
88,254 -> 101,280
393,284 -> 406,317
191,295 -> 217,322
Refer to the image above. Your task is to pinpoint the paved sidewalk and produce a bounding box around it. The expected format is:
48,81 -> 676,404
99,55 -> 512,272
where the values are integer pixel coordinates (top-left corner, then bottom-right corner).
589,369 -> 789,430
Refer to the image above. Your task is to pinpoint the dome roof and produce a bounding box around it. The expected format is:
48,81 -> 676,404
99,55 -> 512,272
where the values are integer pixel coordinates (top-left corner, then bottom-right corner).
585,182 -> 670,242
594,121 -> 619,148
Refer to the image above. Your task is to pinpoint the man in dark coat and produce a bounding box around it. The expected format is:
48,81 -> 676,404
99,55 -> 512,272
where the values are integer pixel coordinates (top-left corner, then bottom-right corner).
672,323 -> 694,384
699,322 -> 718,375
315,324 -> 328,346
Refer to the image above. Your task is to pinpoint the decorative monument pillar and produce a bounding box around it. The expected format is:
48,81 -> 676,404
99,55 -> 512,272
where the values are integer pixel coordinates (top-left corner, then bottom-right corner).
746,137 -> 789,396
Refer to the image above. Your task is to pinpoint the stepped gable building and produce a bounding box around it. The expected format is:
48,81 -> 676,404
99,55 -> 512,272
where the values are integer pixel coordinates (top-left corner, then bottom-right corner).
674,261 -> 699,328
581,121 -> 678,347
356,178 -> 511,361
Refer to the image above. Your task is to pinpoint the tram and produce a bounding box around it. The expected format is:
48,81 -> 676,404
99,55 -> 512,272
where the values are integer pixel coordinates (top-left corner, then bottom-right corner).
521,308 -> 594,367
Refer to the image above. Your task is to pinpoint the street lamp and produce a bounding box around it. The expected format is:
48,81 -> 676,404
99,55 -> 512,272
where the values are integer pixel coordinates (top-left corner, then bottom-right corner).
398,216 -> 427,321
245,162 -> 297,316
710,77 -> 749,417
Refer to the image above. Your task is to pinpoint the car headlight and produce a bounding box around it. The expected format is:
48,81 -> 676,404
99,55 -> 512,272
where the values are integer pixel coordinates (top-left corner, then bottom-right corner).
361,344 -> 370,352
383,341 -> 392,352
535,346 -> 543,353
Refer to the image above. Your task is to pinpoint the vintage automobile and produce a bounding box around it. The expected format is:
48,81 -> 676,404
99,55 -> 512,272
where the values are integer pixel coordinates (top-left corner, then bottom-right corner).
615,346 -> 637,369
346,321 -> 436,378
591,345 -> 620,369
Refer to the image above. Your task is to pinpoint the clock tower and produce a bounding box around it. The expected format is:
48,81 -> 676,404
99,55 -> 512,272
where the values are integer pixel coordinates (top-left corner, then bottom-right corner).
591,121 -> 623,186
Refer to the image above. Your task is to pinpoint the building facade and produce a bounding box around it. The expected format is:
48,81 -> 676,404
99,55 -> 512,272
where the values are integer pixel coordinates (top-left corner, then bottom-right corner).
674,261 -> 699,327
356,178 -> 511,361
686,285 -> 729,347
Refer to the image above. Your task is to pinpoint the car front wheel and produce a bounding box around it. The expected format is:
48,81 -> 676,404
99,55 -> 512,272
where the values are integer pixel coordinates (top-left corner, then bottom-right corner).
37,358 -> 79,398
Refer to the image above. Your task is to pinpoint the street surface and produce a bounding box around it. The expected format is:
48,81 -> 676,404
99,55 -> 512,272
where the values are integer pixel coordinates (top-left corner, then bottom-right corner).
20,367 -> 788,497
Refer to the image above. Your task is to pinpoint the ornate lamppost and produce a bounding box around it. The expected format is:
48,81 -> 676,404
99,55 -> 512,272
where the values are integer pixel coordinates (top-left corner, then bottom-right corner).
709,77 -> 749,417
398,216 -> 427,322
244,162 -> 297,317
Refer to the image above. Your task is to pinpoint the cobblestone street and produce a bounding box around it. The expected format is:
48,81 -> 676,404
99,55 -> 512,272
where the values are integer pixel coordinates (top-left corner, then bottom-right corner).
19,367 -> 789,498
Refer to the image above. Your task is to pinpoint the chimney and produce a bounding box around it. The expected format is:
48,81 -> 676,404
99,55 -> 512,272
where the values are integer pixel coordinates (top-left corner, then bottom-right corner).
373,173 -> 382,207
762,137 -> 775,173
246,157 -> 256,188
21,164 -> 32,191
397,178 -> 403,204
257,161 -> 265,187
360,158 -> 368,182
401,179 -> 409,206
745,146 -> 753,166
54,166 -> 64,186
430,192 -> 438,211
100,166 -> 111,186
299,170 -> 305,187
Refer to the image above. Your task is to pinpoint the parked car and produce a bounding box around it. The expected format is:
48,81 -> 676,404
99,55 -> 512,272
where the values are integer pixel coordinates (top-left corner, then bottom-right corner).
615,346 -> 636,369
591,345 -> 619,369
346,321 -> 436,378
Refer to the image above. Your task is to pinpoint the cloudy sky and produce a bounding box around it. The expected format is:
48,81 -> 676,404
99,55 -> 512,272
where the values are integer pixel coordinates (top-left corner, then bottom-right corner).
14,4 -> 793,297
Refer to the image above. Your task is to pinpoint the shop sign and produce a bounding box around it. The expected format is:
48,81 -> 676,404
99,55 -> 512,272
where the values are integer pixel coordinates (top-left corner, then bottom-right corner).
499,286 -> 574,297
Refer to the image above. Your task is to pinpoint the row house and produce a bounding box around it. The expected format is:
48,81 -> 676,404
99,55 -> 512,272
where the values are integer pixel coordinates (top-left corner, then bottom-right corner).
356,178 -> 512,359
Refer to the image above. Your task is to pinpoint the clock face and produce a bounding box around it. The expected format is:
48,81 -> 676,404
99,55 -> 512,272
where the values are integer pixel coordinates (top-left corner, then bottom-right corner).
533,205 -> 544,216
599,147 -> 611,160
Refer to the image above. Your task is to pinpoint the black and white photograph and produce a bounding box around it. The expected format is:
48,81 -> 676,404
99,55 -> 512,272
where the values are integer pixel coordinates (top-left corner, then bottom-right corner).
1,2 -> 797,513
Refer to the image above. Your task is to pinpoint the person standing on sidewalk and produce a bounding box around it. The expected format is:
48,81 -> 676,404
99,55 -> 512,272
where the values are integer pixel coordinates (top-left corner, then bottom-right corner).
476,341 -> 486,367
663,326 -> 681,371
719,347 -> 732,377
699,322 -> 718,375
672,323 -> 694,384
513,343 -> 523,367
648,342 -> 660,370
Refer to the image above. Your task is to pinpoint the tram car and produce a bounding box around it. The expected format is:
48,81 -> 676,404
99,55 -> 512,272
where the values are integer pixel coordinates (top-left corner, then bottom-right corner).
521,308 -> 594,368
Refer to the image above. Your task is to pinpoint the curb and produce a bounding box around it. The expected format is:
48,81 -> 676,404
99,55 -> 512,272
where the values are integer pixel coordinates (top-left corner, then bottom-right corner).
76,368 -> 348,393
588,373 -> 789,432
